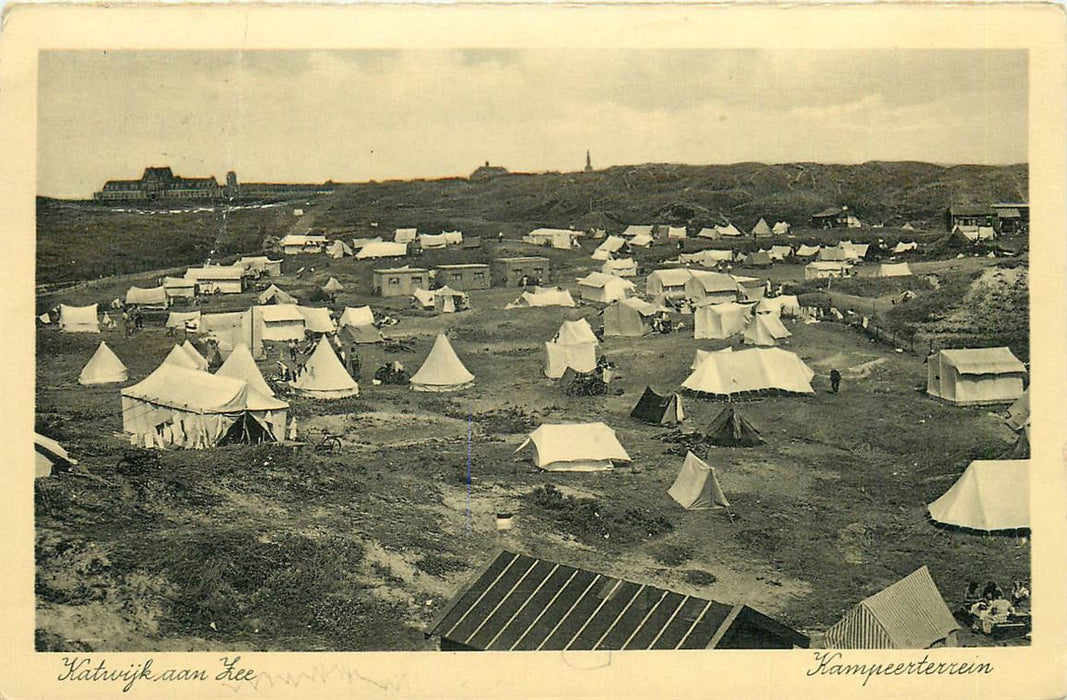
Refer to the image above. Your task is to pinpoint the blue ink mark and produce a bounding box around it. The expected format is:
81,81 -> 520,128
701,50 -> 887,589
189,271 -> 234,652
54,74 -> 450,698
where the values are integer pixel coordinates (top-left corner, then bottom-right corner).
467,411 -> 472,534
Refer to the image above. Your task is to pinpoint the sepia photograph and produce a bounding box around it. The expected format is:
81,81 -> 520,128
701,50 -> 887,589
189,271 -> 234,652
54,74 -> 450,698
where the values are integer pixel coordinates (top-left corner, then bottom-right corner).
31,46 -> 1034,654
3,4 -> 1065,698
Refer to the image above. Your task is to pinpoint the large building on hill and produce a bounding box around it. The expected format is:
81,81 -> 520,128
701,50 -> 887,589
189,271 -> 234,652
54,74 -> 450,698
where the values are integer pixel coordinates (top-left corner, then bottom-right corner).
94,167 -> 333,202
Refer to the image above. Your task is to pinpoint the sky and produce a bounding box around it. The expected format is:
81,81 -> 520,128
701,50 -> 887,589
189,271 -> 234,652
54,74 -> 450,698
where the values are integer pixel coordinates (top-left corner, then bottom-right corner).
37,49 -> 1028,198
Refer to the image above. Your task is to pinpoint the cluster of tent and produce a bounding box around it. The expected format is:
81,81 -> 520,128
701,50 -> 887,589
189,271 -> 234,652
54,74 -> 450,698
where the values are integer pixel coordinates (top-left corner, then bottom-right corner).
693,300 -> 796,347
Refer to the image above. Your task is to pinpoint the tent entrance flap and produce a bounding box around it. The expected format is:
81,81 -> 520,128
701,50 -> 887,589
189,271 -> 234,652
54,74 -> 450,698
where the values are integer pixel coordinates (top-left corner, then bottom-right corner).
219,412 -> 277,445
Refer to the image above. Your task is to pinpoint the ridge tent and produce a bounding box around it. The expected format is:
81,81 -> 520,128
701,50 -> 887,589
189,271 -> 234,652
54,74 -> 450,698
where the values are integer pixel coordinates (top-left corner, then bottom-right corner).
279,234 -> 328,254
413,287 -> 437,310
163,276 -> 196,300
732,275 -> 765,302
591,248 -> 614,262
504,287 -> 576,309
901,223 -> 916,231
751,313 -> 792,338
290,339 -> 359,399
257,284 -> 299,305
927,460 -> 1029,532
768,245 -> 793,261
516,423 -> 631,471
646,268 -> 694,298
339,324 -> 385,345
682,347 -> 815,397
667,226 -> 687,239
553,318 -> 599,346
602,258 -> 638,277
339,306 -> 375,328
181,340 -> 210,371
795,244 -> 820,258
824,567 -> 958,649
715,223 -> 743,238
185,265 -> 244,294
751,218 -> 773,238
690,347 -> 732,370
163,344 -> 203,371
255,304 -> 306,342
805,261 -> 851,280
122,362 -> 288,448
350,237 -> 384,251
356,241 -> 409,259
410,334 -> 475,392
165,310 -> 201,331
577,272 -> 635,304
668,452 -> 730,510
1005,388 -> 1030,431
125,285 -> 168,309
755,295 -> 801,318
680,250 -> 735,266
685,270 -> 741,304
322,277 -> 345,293
694,302 -> 752,340
742,315 -> 779,346
595,235 -> 627,256
442,230 -> 464,246
772,221 -> 790,235
59,304 -> 99,333
297,306 -> 337,334
603,297 -> 661,337
419,233 -> 449,250
237,256 -> 282,277
216,343 -> 274,397
705,405 -> 764,447
544,342 -> 598,378
877,263 -> 912,277
892,241 -> 918,254
526,228 -> 576,250
394,228 -> 417,243
630,386 -> 685,426
818,246 -> 849,262
926,347 -> 1026,405
78,341 -> 128,385
622,225 -> 653,238
696,227 -> 717,239
627,233 -> 654,248
748,250 -> 773,268
35,433 -> 78,478
325,240 -> 354,259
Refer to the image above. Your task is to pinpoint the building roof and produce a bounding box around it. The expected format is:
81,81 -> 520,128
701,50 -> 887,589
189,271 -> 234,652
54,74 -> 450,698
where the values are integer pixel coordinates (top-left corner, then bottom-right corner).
948,204 -> 994,217
496,256 -> 551,263
436,263 -> 490,270
187,265 -> 245,281
429,550 -> 808,651
374,266 -> 429,274
824,567 -> 958,650
938,347 -> 1026,375
993,207 -> 1021,218
812,206 -> 847,218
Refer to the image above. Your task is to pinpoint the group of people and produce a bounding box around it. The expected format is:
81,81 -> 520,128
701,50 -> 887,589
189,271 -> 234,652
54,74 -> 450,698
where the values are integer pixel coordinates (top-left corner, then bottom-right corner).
965,580 -> 1029,635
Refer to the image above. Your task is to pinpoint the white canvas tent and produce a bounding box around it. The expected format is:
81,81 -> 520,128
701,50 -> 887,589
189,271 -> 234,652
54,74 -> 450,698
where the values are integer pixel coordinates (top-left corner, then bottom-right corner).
526,228 -> 576,250
772,221 -> 790,235
297,306 -> 337,334
694,302 -> 752,339
892,241 -> 918,254
795,244 -> 820,258
926,347 -> 1026,405
356,241 -> 409,259
553,318 -> 599,346
163,344 -> 203,371
603,297 -> 661,337
216,343 -> 274,397
163,276 -> 196,300
419,232 -> 449,249
690,347 -> 732,370
628,233 -> 654,248
339,306 -> 375,328
595,235 -> 627,257
255,304 -> 306,342
682,347 -> 815,396
544,318 -> 599,378
577,272 -> 635,304
602,258 -> 638,277
928,460 -> 1029,532
805,261 -> 851,279
622,225 -> 653,238
394,228 -> 418,243
742,314 -> 786,346
200,310 -> 264,359
1005,389 -> 1030,431
59,304 -> 99,333
755,295 -> 801,318
410,334 -> 475,392
35,433 -> 78,478
442,230 -> 464,246
258,284 -> 299,305
290,339 -> 359,399
516,423 -> 631,471
646,268 -> 694,298
165,310 -> 201,330
79,341 -> 128,385
322,277 -> 345,293
667,226 -> 687,239
685,270 -> 741,304
768,246 -> 793,261
505,287 -> 577,309
878,263 -> 912,277
122,363 -> 288,448
325,240 -> 354,259
125,285 -> 168,309
669,452 -> 730,510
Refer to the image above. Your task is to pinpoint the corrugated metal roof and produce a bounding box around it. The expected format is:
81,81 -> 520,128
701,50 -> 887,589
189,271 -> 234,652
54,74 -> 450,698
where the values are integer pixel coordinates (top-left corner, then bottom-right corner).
939,347 -> 1026,375
949,204 -> 994,217
825,567 -> 958,649
429,551 -> 808,651
994,207 -> 1021,218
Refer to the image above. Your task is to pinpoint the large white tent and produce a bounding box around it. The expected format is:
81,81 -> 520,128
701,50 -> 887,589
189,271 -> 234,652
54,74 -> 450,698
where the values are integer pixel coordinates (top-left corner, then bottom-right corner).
78,341 -> 128,385
682,347 -> 815,397
59,304 -> 99,333
516,423 -> 631,471
125,285 -> 168,309
122,363 -> 288,448
577,272 -> 635,304
926,347 -> 1026,406
255,304 -> 306,342
410,334 -> 475,392
290,339 -> 359,399
355,241 -> 409,259
928,460 -> 1029,532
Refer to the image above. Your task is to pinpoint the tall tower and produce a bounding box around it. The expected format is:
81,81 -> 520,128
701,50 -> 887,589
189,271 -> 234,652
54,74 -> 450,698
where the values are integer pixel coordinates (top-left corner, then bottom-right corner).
585,150 -> 593,172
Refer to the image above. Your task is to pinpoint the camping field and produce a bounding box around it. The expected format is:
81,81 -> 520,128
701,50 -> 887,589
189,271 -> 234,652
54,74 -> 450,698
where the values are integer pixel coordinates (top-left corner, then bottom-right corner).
34,229 -> 1030,652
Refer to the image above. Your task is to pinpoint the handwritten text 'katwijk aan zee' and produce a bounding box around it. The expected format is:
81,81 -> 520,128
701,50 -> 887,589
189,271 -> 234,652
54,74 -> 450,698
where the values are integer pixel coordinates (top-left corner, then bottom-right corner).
58,655 -> 256,692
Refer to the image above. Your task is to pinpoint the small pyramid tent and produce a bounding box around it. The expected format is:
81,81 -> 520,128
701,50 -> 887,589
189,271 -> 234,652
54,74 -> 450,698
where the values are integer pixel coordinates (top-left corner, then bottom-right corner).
824,567 -> 958,649
554,318 -> 599,346
216,343 -> 274,397
78,341 -> 128,385
323,277 -> 345,293
181,340 -> 210,371
410,334 -> 475,392
258,284 -> 298,305
163,344 -> 202,371
630,387 -> 685,426
339,305 -> 375,328
927,460 -> 1029,532
290,339 -> 360,399
705,406 -> 764,447
751,218 -> 773,238
668,452 -> 730,510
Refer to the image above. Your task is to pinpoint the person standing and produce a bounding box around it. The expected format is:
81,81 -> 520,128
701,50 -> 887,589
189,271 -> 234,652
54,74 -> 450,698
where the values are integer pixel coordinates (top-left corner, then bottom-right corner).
829,368 -> 841,394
